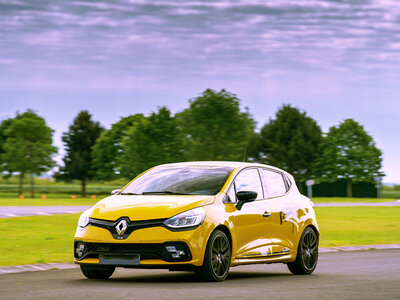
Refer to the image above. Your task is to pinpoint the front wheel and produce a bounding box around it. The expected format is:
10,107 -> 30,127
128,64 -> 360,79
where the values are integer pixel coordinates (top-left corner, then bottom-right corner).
196,230 -> 231,281
80,265 -> 115,279
287,226 -> 318,275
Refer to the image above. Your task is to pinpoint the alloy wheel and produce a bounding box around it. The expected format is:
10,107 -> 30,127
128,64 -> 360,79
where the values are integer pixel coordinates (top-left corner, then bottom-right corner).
301,229 -> 318,270
211,235 -> 230,277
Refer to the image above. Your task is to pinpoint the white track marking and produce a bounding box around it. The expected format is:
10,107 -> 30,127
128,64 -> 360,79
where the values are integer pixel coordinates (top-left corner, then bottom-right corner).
3,213 -> 17,217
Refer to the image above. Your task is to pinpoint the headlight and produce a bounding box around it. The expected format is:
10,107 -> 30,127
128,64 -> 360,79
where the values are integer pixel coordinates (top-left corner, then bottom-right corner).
163,207 -> 206,229
78,209 -> 91,228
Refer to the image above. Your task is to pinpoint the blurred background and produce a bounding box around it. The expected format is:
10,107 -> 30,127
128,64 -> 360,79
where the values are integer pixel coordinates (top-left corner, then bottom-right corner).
1,0 -> 399,197
0,0 -> 399,267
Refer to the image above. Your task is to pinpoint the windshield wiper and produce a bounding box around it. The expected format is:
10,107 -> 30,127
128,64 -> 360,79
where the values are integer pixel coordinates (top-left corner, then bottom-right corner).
141,191 -> 189,195
119,192 -> 140,195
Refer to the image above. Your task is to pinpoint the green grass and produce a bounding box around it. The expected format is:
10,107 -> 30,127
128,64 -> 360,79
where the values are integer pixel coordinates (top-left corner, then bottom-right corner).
0,214 -> 80,266
0,195 -> 394,206
0,207 -> 399,266
382,190 -> 400,199
316,207 -> 400,247
0,192 -> 111,199
0,197 -> 102,206
0,183 -> 122,196
312,197 -> 395,203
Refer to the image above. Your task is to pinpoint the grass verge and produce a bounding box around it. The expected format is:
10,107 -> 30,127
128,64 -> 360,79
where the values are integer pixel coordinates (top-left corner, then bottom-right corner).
315,207 -> 400,247
0,214 -> 79,266
311,197 -> 395,203
0,196 -> 396,206
0,197 -> 101,206
382,190 -> 400,199
0,183 -> 123,196
0,207 -> 399,266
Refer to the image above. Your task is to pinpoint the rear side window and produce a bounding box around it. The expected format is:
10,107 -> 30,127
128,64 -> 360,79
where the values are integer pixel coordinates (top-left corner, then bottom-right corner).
261,169 -> 287,198
283,174 -> 292,190
234,168 -> 263,200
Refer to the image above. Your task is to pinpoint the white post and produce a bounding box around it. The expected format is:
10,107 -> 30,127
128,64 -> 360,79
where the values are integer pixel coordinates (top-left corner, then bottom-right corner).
374,177 -> 382,199
306,179 -> 315,199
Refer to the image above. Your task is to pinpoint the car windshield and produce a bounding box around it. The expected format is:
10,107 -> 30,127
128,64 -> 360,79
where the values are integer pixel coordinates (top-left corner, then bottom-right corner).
120,166 -> 234,196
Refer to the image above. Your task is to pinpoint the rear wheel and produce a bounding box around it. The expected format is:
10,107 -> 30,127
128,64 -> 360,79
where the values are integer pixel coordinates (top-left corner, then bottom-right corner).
196,230 -> 231,281
80,265 -> 115,279
287,226 -> 318,275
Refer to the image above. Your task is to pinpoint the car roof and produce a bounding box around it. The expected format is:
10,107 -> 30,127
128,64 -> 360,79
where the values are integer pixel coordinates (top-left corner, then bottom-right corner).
156,161 -> 286,173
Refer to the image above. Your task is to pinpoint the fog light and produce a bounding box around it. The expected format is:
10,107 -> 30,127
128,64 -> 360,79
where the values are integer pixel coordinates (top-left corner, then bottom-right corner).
166,245 -> 186,258
76,242 -> 85,258
163,243 -> 191,261
171,250 -> 185,258
166,246 -> 177,252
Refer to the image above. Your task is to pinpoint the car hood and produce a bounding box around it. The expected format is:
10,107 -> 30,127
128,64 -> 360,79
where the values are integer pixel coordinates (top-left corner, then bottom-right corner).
89,195 -> 215,221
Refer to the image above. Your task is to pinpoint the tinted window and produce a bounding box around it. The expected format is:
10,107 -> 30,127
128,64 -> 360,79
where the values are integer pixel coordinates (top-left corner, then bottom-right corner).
283,174 -> 292,189
261,169 -> 287,198
121,166 -> 233,196
234,168 -> 263,200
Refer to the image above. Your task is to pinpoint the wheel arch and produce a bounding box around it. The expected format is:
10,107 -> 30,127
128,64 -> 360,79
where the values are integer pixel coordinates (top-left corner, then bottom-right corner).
294,219 -> 319,249
196,224 -> 232,281
302,218 -> 319,235
306,224 -> 319,237
214,224 -> 233,251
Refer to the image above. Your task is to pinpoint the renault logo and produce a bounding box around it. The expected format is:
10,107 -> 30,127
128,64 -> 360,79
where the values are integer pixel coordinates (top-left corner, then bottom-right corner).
115,219 -> 128,235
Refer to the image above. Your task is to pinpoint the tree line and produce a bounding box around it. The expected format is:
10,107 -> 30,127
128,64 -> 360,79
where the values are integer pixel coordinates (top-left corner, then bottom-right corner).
0,89 -> 383,197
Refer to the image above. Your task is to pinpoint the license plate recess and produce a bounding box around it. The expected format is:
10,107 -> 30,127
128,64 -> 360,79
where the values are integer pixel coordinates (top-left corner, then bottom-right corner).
99,254 -> 140,265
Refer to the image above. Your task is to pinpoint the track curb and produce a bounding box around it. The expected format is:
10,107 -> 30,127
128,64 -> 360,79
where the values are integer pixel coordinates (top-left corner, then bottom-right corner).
318,244 -> 400,253
1,244 -> 400,275
0,262 -> 78,275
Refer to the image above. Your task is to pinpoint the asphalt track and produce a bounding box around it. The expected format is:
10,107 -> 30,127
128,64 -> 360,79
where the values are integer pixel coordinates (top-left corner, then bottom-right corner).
0,249 -> 399,300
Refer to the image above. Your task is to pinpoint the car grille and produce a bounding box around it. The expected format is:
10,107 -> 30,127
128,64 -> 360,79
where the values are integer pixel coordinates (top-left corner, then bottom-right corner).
74,241 -> 192,262
88,217 -> 168,240
87,243 -> 163,256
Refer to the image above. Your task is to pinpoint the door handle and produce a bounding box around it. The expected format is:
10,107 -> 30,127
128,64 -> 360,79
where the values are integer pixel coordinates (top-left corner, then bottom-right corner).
263,211 -> 271,218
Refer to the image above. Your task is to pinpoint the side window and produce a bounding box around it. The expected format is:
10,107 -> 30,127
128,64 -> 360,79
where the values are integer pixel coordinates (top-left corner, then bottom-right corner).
234,168 -> 263,200
225,184 -> 236,203
283,174 -> 292,190
261,169 -> 287,198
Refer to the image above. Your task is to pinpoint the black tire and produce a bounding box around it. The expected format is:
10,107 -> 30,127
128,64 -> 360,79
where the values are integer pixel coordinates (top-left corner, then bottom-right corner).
196,230 -> 231,282
80,265 -> 115,279
287,226 -> 319,275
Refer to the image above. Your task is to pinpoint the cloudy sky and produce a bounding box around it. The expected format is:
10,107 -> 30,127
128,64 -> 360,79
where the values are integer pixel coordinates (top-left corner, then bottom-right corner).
0,0 -> 399,183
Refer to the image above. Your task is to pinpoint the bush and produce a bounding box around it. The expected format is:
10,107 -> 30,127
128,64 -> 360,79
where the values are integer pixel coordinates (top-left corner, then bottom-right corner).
297,180 -> 377,198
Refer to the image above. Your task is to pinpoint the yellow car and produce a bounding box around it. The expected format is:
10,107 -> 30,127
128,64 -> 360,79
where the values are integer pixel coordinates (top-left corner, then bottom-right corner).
74,161 -> 319,281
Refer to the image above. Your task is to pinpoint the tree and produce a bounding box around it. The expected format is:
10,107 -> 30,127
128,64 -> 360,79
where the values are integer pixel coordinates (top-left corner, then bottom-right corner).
246,132 -> 262,162
120,107 -> 184,177
57,111 -> 104,197
177,89 -> 255,161
0,110 -> 57,197
92,114 -> 144,180
0,117 -> 14,175
259,105 -> 322,183
314,119 -> 384,197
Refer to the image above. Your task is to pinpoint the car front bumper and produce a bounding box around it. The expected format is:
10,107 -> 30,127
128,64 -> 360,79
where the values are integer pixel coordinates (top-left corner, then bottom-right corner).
74,222 -> 211,267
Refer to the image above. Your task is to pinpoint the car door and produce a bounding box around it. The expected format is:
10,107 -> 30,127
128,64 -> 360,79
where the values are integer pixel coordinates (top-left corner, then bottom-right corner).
259,168 -> 296,251
227,168 -> 271,258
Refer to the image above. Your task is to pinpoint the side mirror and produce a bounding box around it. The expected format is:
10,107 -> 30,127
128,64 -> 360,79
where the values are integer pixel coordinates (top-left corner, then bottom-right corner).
111,189 -> 121,195
236,191 -> 257,210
